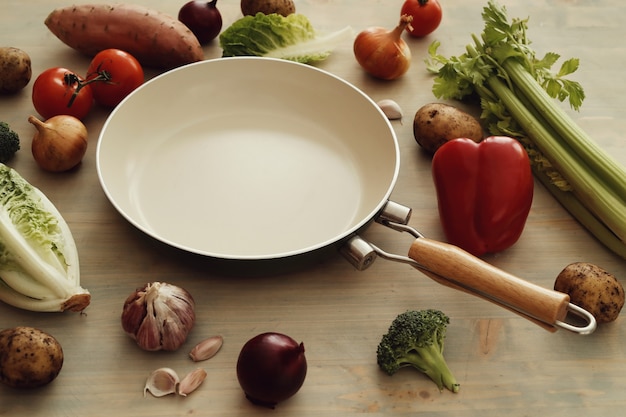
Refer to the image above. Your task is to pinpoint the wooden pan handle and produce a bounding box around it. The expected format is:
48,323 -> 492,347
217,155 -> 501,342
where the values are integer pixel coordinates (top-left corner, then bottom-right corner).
408,238 -> 570,331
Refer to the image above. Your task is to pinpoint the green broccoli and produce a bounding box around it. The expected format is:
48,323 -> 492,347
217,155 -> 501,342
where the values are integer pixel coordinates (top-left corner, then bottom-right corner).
376,309 -> 460,393
0,122 -> 20,163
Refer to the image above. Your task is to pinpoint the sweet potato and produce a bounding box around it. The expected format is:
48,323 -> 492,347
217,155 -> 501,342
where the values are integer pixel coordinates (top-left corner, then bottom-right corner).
44,4 -> 204,70
413,103 -> 483,154
0,47 -> 32,94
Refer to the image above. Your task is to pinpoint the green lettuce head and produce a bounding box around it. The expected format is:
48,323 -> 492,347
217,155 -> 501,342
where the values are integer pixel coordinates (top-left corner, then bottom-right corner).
219,13 -> 352,64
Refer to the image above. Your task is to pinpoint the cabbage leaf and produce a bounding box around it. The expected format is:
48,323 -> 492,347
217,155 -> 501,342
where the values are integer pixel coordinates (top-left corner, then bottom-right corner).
219,13 -> 353,64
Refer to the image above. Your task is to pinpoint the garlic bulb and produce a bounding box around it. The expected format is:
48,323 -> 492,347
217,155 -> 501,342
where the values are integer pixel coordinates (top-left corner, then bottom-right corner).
121,282 -> 195,351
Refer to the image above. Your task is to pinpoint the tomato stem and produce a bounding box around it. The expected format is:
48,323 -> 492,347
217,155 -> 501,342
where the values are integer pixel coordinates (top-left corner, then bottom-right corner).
63,73 -> 83,109
64,68 -> 115,109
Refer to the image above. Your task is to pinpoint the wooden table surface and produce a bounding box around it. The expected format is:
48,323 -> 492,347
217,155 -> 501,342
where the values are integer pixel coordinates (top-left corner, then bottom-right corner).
1,0 -> 625,416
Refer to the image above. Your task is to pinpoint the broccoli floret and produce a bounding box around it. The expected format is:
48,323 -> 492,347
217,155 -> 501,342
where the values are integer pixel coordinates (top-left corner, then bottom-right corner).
0,122 -> 20,163
376,309 -> 460,393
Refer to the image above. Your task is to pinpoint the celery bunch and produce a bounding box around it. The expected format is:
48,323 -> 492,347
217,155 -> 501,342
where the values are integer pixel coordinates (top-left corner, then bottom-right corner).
426,1 -> 626,259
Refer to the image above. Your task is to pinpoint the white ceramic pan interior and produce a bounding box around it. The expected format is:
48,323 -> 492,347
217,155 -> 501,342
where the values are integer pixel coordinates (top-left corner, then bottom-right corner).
97,57 -> 399,259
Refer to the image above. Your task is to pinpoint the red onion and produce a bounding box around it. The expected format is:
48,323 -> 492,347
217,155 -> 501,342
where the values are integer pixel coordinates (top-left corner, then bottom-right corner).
178,0 -> 223,45
236,332 -> 307,408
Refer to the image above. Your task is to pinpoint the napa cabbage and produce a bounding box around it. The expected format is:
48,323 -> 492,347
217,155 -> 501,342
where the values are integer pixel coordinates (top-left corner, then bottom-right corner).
0,163 -> 89,312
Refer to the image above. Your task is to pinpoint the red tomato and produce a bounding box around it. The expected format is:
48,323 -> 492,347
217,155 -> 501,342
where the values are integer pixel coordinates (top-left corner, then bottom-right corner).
401,0 -> 442,37
32,67 -> 94,120
86,49 -> 144,107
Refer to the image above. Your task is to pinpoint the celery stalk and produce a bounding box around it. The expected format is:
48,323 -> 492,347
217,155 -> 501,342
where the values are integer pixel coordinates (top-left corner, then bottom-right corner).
532,166 -> 626,259
503,60 -> 626,200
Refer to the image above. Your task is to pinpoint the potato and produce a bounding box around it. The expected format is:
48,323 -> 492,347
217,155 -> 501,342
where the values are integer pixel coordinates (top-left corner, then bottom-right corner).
413,103 -> 483,154
554,262 -> 625,324
241,0 -> 296,16
0,326 -> 64,388
0,47 -> 32,94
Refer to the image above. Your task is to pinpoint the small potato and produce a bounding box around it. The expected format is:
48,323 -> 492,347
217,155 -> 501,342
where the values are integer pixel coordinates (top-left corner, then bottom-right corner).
0,47 -> 32,94
0,326 -> 64,388
241,0 -> 296,16
413,103 -> 483,154
554,262 -> 625,324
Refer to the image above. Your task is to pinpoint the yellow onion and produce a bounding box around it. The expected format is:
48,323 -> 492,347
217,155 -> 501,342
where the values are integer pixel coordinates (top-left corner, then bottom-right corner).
353,15 -> 413,80
28,115 -> 88,172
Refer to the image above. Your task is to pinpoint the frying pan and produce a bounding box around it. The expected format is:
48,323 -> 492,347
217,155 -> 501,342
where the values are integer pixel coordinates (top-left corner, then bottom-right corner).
96,57 -> 596,335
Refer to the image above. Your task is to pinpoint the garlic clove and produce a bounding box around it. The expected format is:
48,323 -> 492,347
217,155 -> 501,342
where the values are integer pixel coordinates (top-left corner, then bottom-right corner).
162,286 -> 196,327
189,335 -> 224,362
135,310 -> 163,352
377,99 -> 403,120
178,368 -> 208,397
120,296 -> 146,334
144,367 -> 180,398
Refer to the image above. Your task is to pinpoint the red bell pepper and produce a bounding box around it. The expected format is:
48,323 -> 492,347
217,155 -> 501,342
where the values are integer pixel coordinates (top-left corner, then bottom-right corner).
431,136 -> 534,256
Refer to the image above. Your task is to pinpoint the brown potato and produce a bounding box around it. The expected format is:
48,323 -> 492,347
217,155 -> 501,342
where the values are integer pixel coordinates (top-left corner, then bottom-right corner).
554,262 -> 625,324
241,0 -> 295,16
0,47 -> 32,94
413,103 -> 483,154
0,326 -> 64,388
